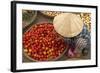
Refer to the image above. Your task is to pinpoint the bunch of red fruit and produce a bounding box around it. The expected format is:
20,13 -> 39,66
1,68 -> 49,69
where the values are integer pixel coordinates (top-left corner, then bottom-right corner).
23,23 -> 66,61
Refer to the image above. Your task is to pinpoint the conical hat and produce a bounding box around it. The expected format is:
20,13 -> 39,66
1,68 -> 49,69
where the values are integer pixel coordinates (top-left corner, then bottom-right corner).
53,13 -> 84,37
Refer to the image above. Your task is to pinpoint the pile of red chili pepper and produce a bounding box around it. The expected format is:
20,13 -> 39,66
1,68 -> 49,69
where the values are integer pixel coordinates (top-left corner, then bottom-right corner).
23,23 -> 66,61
